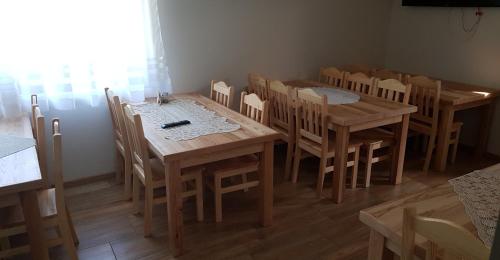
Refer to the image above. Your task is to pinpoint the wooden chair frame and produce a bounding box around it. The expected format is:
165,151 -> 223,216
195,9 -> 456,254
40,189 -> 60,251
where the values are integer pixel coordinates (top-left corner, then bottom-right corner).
32,105 -> 48,187
240,92 -> 269,126
210,80 -> 235,108
248,73 -> 269,100
371,69 -> 403,82
343,72 -> 376,95
341,64 -> 373,76
319,67 -> 345,87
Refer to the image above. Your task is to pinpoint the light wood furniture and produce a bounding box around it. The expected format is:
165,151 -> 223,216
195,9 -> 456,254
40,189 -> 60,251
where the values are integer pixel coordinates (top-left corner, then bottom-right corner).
0,119 -> 79,259
355,79 -> 412,187
342,72 -> 376,95
248,73 -> 269,100
268,80 -> 296,180
210,80 -> 235,108
0,116 -> 49,260
105,88 -> 132,199
204,92 -> 269,222
342,64 -> 373,76
319,67 -> 345,87
32,105 -> 48,187
30,94 -> 38,135
286,80 -> 417,203
135,94 -> 279,255
372,69 -> 403,82
291,88 -> 361,196
401,207 -> 490,260
122,105 -> 204,237
406,76 -> 441,172
359,163 -> 499,260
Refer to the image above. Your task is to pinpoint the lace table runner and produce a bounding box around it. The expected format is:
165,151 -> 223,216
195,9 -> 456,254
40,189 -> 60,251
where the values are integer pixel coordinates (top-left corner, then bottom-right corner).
131,99 -> 240,141
449,167 -> 500,247
312,87 -> 360,105
0,135 -> 36,159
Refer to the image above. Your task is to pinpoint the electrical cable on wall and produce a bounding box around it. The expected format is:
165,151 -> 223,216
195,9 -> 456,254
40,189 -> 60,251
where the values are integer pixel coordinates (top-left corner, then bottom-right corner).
460,7 -> 483,38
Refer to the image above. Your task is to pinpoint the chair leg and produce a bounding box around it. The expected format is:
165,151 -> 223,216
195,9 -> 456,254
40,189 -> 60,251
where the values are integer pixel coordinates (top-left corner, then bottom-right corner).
284,141 -> 294,181
423,133 -> 437,172
123,155 -> 132,200
58,213 -> 78,260
195,175 -> 204,222
132,175 -> 141,214
365,145 -> 374,188
65,206 -> 79,245
241,174 -> 249,192
351,148 -> 360,189
291,146 -> 302,183
115,149 -> 123,183
144,187 -> 154,237
450,128 -> 461,164
214,175 -> 222,223
315,156 -> 328,198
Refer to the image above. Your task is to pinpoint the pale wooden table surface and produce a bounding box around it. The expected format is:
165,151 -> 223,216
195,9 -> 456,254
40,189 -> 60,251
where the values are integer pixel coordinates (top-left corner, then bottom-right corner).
359,163 -> 500,259
137,94 -> 280,256
0,116 -> 49,260
286,80 -> 417,203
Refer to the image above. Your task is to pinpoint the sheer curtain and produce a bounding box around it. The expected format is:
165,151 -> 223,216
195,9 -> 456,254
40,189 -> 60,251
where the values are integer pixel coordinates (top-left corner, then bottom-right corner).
0,0 -> 171,118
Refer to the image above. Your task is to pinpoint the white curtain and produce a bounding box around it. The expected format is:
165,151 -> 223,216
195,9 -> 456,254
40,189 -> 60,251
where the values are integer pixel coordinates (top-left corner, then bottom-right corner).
0,0 -> 171,118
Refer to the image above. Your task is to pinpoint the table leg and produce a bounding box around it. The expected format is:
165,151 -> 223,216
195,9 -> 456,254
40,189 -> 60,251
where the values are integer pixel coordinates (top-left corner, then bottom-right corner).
390,114 -> 410,185
19,190 -> 49,260
165,160 -> 183,256
259,141 -> 274,227
332,126 -> 349,203
434,107 -> 455,171
368,229 -> 385,260
476,101 -> 496,158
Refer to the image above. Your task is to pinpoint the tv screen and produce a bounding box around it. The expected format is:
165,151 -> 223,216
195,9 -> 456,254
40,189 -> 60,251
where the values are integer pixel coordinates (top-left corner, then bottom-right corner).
403,0 -> 500,7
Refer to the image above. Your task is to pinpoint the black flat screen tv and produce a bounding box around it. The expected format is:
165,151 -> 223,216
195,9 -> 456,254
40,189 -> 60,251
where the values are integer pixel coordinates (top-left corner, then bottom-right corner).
403,0 -> 500,7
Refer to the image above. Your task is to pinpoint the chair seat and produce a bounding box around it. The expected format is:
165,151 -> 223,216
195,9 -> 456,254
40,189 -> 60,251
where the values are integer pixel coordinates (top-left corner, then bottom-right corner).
148,158 -> 204,188
351,128 -> 395,147
205,155 -> 259,175
298,131 -> 361,158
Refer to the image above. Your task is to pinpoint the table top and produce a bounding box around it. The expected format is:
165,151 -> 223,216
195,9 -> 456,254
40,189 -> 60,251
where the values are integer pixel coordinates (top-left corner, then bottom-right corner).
0,116 -> 43,196
286,80 -> 417,126
139,93 -> 280,162
441,80 -> 500,107
359,163 -> 500,252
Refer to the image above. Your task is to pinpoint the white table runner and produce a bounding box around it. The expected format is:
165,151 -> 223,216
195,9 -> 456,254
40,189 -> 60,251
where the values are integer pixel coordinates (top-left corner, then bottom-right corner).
132,99 -> 240,141
449,167 -> 500,247
0,135 -> 36,159
312,87 -> 360,105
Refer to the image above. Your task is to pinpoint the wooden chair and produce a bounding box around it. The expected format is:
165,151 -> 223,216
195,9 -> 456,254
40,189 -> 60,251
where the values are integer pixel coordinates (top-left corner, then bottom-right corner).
268,80 -> 296,180
248,73 -> 269,100
105,88 -> 132,199
122,105 -> 204,236
406,75 -> 441,172
32,105 -> 48,187
30,94 -> 38,135
341,64 -> 373,76
319,67 -> 345,87
342,72 -> 376,95
402,207 -> 490,260
210,80 -> 234,108
0,119 -> 79,259
371,69 -> 403,81
354,79 -> 412,187
204,92 -> 268,222
291,88 -> 361,197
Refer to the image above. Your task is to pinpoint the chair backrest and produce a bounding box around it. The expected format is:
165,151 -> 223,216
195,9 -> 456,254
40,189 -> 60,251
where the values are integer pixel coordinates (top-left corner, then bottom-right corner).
268,80 -> 295,133
30,94 -> 38,135
319,67 -> 345,87
372,69 -> 403,81
210,80 -> 234,108
372,79 -> 412,104
342,64 -> 373,76
32,105 -> 48,186
122,105 -> 153,185
402,207 -> 490,260
104,88 -> 129,152
406,75 -> 441,129
295,88 -> 329,152
51,118 -> 67,211
239,92 -> 269,125
343,72 -> 376,95
248,73 -> 269,100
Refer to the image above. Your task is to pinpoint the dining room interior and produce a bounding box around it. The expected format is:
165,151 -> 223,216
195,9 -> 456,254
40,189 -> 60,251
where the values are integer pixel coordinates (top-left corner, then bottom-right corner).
0,0 -> 499,259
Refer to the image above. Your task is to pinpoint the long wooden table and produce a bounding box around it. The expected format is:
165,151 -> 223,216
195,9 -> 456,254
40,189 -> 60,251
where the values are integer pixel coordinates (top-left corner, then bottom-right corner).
0,116 -> 49,260
359,163 -> 500,259
139,94 -> 280,256
434,80 -> 499,171
286,80 -> 418,203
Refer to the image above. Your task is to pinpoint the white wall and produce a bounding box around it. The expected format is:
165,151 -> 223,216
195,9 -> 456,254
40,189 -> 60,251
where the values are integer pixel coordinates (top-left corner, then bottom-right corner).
385,1 -> 500,155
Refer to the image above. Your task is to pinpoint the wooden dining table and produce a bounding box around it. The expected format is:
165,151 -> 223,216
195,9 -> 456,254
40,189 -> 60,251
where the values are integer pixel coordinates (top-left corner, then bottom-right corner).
138,93 -> 280,256
359,162 -> 500,259
434,80 -> 499,172
285,80 -> 418,203
0,116 -> 49,260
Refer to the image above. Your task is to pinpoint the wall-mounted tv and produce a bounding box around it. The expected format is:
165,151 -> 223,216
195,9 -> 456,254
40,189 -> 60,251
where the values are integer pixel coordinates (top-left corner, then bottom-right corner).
403,0 -> 500,7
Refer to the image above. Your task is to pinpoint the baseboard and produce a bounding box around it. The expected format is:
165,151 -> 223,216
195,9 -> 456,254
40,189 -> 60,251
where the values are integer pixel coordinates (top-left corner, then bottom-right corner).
64,172 -> 115,188
457,143 -> 500,160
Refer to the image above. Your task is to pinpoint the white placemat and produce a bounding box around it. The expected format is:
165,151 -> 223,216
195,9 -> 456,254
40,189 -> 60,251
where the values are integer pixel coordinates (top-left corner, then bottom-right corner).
449,167 -> 500,247
312,87 -> 360,105
0,135 -> 36,159
131,99 -> 241,141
